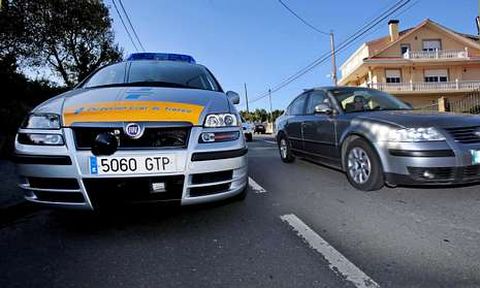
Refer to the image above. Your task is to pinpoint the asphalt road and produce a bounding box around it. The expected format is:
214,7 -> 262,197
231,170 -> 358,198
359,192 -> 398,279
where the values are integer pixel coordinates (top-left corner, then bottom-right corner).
2,135 -> 480,287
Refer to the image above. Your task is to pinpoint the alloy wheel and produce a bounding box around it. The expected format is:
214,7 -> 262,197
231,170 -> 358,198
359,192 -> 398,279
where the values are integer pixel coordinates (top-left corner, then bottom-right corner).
347,147 -> 371,184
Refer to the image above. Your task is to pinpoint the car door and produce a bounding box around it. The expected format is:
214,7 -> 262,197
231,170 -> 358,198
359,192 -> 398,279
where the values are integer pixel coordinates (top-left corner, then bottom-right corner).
301,90 -> 339,164
285,93 -> 308,151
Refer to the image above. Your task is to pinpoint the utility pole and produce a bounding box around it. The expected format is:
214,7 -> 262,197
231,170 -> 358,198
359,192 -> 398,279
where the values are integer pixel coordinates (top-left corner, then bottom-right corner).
330,31 -> 338,86
268,88 -> 273,123
477,0 -> 480,35
244,82 -> 249,113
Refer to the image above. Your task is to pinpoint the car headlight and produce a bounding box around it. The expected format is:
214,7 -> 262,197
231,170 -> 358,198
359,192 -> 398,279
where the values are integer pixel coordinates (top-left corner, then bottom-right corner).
199,131 -> 240,143
204,113 -> 238,128
387,127 -> 446,142
22,113 -> 61,129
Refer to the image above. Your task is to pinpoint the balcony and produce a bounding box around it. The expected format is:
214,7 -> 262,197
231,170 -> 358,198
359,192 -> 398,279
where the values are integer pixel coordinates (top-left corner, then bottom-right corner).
372,80 -> 480,93
403,48 -> 469,60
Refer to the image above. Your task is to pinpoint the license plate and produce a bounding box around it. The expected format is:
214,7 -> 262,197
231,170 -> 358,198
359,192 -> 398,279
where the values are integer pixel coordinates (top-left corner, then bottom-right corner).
471,150 -> 480,165
89,155 -> 176,175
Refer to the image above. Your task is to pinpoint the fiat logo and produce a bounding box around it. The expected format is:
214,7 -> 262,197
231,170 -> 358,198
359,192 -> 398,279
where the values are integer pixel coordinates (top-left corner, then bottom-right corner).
124,123 -> 144,139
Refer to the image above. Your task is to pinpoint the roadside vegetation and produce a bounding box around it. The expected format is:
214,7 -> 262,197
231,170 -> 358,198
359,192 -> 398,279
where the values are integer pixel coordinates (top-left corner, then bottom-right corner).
0,0 -> 123,157
240,109 -> 284,123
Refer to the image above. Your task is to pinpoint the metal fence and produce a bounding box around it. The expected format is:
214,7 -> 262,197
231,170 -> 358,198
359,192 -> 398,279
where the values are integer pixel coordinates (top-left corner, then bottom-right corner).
417,102 -> 440,112
448,90 -> 480,114
417,89 -> 480,114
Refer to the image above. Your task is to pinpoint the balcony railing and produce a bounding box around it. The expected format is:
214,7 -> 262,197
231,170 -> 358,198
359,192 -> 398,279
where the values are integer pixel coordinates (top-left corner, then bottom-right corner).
403,48 -> 469,60
371,80 -> 480,92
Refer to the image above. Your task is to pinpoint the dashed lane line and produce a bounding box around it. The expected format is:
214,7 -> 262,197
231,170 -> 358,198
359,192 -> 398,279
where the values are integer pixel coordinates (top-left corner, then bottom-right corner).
263,140 -> 277,145
280,214 -> 380,288
248,177 -> 267,194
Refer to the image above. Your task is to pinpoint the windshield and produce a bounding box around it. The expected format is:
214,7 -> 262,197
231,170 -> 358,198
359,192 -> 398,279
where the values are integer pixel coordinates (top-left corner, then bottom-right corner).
83,61 -> 221,92
330,88 -> 411,113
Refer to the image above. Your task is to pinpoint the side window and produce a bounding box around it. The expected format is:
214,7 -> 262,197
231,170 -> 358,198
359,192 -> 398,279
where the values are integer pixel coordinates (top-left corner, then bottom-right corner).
306,91 -> 329,114
289,94 -> 307,115
385,69 -> 401,83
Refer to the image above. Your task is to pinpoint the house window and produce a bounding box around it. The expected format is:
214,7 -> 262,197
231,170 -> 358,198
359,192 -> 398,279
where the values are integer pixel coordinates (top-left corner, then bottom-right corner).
424,69 -> 448,82
385,69 -> 401,83
423,40 -> 441,52
400,44 -> 410,55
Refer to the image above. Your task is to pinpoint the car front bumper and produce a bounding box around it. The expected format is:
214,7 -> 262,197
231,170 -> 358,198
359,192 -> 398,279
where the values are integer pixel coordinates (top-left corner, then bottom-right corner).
378,139 -> 480,186
14,127 -> 248,210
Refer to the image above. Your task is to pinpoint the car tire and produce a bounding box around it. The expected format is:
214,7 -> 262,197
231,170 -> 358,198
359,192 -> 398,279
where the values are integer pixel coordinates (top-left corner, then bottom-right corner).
246,133 -> 253,142
278,134 -> 295,163
343,138 -> 384,191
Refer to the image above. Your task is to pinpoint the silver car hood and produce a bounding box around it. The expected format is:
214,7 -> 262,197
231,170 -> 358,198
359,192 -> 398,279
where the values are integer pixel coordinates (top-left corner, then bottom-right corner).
32,87 -> 233,127
356,110 -> 480,128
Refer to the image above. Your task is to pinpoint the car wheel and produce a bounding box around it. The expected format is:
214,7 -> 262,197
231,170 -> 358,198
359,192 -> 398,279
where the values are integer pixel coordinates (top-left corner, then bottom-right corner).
344,138 -> 384,191
278,134 -> 295,163
246,133 -> 253,142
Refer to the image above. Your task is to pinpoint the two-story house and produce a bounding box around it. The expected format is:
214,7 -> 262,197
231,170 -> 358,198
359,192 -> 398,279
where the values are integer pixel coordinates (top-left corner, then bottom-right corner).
339,19 -> 480,108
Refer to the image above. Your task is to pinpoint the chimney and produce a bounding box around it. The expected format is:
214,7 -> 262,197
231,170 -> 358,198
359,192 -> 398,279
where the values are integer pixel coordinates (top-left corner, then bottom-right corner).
388,20 -> 400,42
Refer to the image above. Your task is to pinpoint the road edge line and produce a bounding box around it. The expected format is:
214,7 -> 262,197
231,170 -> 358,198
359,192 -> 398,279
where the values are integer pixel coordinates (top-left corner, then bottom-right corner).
248,177 -> 267,193
280,213 -> 380,288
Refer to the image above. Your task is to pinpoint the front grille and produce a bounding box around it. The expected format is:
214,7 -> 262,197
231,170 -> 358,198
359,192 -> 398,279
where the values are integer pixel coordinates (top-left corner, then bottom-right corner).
190,184 -> 231,197
191,170 -> 233,185
407,167 -> 456,182
33,191 -> 85,203
28,177 -> 79,190
83,176 -> 184,207
407,165 -> 480,183
462,165 -> 480,180
444,126 -> 480,144
73,126 -> 191,150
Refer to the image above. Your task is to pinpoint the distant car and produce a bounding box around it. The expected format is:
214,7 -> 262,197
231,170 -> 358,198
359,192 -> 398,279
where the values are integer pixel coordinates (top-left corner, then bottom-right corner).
14,52 -> 248,210
255,123 -> 266,134
276,86 -> 480,191
241,117 -> 254,142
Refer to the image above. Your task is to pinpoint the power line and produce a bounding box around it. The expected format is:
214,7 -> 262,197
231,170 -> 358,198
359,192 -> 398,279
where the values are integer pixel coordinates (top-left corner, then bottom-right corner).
278,0 -> 338,85
111,0 -> 139,52
117,0 -> 146,51
250,0 -> 411,103
278,0 -> 330,36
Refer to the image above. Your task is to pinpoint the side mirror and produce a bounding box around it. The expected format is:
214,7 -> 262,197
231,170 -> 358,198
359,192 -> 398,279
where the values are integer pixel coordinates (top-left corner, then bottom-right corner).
404,102 -> 413,109
314,103 -> 333,114
226,91 -> 240,105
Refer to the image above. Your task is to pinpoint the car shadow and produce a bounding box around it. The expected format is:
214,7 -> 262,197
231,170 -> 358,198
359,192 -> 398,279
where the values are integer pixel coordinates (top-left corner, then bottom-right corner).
47,195 -> 248,233
299,157 -> 480,191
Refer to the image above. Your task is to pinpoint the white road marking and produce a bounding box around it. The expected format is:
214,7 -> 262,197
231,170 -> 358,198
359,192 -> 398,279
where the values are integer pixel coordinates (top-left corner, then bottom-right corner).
249,147 -> 276,150
280,214 -> 380,288
248,177 -> 267,194
263,140 -> 277,145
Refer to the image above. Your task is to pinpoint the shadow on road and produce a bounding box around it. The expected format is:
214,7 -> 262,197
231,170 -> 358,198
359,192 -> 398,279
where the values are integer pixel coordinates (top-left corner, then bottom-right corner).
44,196 -> 249,233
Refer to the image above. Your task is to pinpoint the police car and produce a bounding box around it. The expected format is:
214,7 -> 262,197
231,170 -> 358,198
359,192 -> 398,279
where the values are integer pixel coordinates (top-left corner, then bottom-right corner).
14,53 -> 248,209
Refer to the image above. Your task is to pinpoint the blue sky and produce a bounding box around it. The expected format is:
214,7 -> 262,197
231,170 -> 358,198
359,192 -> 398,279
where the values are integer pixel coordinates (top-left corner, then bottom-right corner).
108,0 -> 478,111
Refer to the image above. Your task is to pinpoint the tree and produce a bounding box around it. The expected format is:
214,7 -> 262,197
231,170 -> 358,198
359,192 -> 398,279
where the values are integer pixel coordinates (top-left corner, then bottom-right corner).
239,109 -> 284,123
0,0 -> 122,87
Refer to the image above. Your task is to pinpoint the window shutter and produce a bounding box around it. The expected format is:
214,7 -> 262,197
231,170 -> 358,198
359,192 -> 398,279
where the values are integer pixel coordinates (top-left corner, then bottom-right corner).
385,70 -> 401,78
424,69 -> 448,77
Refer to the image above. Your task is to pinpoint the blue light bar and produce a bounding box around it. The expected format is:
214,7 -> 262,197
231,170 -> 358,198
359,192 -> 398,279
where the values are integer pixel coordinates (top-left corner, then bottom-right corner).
127,52 -> 196,64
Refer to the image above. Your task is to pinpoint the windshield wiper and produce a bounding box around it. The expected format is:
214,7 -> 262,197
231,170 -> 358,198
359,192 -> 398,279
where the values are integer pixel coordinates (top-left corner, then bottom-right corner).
85,81 -> 196,89
126,81 -> 191,89
375,108 -> 411,111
